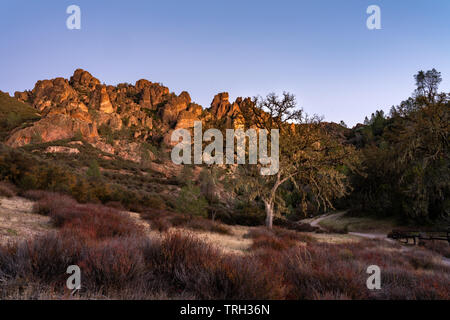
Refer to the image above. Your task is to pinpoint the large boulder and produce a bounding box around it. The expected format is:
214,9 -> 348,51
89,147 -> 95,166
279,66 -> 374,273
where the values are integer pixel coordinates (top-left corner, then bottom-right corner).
208,93 -> 251,128
70,69 -> 100,89
30,78 -> 78,113
210,92 -> 231,119
160,92 -> 191,126
135,79 -> 169,110
175,104 -> 203,130
99,85 -> 114,114
5,114 -> 98,147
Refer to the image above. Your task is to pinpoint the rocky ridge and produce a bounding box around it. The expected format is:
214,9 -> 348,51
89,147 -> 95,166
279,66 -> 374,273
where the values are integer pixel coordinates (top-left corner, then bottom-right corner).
6,69 -> 251,162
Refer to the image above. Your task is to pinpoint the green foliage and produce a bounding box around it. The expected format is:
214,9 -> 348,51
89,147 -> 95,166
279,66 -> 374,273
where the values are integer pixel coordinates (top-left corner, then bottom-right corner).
176,165 -> 194,186
86,159 -> 101,179
0,144 -> 163,209
175,183 -> 208,218
0,91 -> 40,139
97,124 -> 114,145
349,69 -> 449,222
98,124 -> 135,145
30,131 -> 43,144
73,130 -> 83,141
140,142 -> 159,165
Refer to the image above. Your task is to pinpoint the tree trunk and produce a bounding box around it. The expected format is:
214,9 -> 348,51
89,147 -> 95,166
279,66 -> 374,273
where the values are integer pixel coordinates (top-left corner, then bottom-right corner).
264,200 -> 274,229
264,171 -> 283,229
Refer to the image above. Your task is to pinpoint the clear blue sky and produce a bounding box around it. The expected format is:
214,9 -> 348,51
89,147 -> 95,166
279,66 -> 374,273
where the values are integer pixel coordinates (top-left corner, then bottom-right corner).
1,0 -> 449,126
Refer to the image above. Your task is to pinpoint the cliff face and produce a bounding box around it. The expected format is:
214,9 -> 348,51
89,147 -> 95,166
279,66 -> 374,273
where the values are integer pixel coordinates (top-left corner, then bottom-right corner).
5,69 -> 250,161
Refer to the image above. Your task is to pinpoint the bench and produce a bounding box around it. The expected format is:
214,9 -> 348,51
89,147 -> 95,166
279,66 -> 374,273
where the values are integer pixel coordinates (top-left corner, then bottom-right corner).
388,228 -> 450,245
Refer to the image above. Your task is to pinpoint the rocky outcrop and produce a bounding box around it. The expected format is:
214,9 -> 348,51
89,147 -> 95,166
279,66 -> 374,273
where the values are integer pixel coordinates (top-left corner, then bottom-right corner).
44,146 -> 80,154
208,92 -> 251,129
5,69 -> 256,162
6,114 -> 98,147
175,103 -> 203,130
210,92 -> 231,119
70,69 -> 100,89
160,92 -> 192,126
99,86 -> 114,114
135,79 -> 169,110
90,140 -> 155,164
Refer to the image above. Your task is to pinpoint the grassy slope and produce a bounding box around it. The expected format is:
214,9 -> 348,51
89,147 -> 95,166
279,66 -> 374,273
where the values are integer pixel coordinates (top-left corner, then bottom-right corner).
318,212 -> 399,234
0,91 -> 40,139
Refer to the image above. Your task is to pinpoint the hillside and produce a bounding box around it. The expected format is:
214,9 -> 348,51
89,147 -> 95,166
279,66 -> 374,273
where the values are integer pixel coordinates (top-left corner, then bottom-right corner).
0,90 -> 40,140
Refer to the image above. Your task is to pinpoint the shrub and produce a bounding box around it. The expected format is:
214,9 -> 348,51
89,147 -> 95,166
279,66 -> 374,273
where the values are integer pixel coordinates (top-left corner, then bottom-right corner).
151,217 -> 171,233
105,201 -> 126,211
420,240 -> 450,258
252,235 -> 295,251
58,204 -> 144,240
406,251 -> 436,270
86,160 -> 101,179
144,231 -> 285,299
21,189 -> 52,201
33,193 -> 77,216
279,244 -> 369,299
175,183 -> 208,218
246,226 -> 312,251
145,194 -> 166,210
272,227 -> 315,243
79,237 -> 146,290
34,194 -> 143,239
16,232 -> 85,283
223,204 -> 265,226
0,181 -> 17,198
185,218 -> 232,235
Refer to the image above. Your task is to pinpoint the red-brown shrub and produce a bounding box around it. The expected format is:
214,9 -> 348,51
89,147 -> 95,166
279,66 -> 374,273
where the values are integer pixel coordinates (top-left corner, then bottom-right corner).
0,181 -> 17,198
144,231 -> 285,299
185,218 -> 232,235
420,240 -> 450,258
3,191 -> 450,300
21,190 -> 53,201
105,201 -> 126,211
151,217 -> 171,233
252,235 -> 295,251
79,237 -> 146,290
58,204 -> 144,240
33,193 -> 77,216
247,227 -> 310,251
33,194 -> 143,240
15,232 -> 86,283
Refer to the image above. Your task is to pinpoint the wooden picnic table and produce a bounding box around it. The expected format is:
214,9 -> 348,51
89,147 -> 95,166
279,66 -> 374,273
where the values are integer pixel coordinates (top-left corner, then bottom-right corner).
388,228 -> 450,245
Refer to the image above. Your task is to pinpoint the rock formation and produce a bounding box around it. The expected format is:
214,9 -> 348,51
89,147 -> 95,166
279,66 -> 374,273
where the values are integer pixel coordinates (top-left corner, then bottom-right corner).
4,69 -> 252,162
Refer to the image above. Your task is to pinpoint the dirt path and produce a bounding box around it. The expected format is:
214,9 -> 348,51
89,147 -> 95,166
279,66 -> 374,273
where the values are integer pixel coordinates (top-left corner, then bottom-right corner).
305,212 -> 450,267
309,211 -> 346,229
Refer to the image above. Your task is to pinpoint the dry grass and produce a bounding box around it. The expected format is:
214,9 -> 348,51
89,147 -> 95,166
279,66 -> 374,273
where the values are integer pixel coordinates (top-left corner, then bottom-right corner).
140,208 -> 232,236
0,196 -> 52,245
1,193 -> 449,300
420,240 -> 450,259
184,225 -> 253,255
